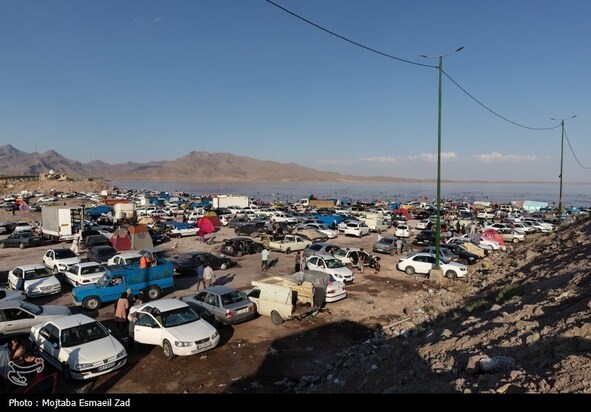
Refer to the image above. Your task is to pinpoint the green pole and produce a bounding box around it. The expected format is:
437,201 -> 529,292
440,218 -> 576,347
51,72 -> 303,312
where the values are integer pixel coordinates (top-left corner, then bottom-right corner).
558,120 -> 564,225
435,55 -> 442,269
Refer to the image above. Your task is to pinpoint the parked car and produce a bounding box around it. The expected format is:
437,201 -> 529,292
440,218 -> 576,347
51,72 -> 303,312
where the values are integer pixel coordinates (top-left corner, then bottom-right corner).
180,286 -> 257,326
303,242 -> 341,258
0,287 -> 25,302
148,227 -> 166,244
333,247 -> 374,269
30,314 -> 127,380
415,219 -> 432,230
166,222 -> 199,238
234,222 -> 266,237
413,230 -> 436,246
302,223 -> 338,239
220,237 -> 264,257
168,252 -> 237,276
342,221 -> 370,237
86,245 -> 118,264
438,243 -> 481,265
305,254 -> 355,284
495,228 -> 525,243
42,248 -> 81,274
372,236 -> 398,255
63,262 -> 108,287
420,246 -> 460,262
129,299 -> 220,360
7,264 -> 62,298
394,224 -> 414,238
107,252 -> 143,266
0,300 -> 71,337
80,234 -> 110,250
396,252 -> 468,279
0,231 -> 45,249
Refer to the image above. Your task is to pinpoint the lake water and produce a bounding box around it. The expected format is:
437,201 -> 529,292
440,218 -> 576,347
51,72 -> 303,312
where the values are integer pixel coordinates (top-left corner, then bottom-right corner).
111,181 -> 591,208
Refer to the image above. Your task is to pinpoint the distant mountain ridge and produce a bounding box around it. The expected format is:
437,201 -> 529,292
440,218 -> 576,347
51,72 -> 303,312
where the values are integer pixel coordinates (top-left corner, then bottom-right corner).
0,145 -> 431,183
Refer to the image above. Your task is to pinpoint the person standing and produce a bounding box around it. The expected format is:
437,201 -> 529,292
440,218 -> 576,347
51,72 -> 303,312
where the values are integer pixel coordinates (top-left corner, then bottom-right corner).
373,256 -> 381,274
203,262 -> 214,288
70,232 -> 81,255
358,249 -> 366,273
294,251 -> 301,272
300,251 -> 307,272
195,263 -> 206,291
126,288 -> 135,308
261,247 -> 270,271
396,238 -> 404,255
114,292 -> 129,332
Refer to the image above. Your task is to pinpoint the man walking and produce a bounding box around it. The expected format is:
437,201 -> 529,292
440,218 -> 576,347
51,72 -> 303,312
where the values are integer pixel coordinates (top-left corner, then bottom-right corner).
203,262 -> 214,288
261,247 -> 270,271
195,263 -> 206,291
358,248 -> 366,273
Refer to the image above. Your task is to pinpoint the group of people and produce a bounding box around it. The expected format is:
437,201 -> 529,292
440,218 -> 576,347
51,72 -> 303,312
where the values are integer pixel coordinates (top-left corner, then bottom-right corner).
195,261 -> 215,291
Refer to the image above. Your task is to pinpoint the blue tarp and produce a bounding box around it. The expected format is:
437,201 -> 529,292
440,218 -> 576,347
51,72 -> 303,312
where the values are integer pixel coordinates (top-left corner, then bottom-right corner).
85,205 -> 112,217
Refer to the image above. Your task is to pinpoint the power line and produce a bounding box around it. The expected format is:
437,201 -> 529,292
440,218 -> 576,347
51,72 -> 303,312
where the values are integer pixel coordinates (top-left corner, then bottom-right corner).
265,0 -> 435,69
564,127 -> 591,169
442,70 -> 560,131
266,0 -> 562,132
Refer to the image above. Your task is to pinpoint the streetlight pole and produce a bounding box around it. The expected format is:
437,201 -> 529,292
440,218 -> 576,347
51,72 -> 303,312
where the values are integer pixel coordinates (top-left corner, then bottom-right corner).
420,47 -> 463,271
550,115 -> 576,225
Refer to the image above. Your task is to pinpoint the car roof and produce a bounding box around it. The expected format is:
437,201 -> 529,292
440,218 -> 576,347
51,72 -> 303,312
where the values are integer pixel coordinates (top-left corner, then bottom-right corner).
48,313 -> 95,328
0,300 -> 28,309
139,299 -> 188,311
14,263 -> 46,270
311,253 -> 339,260
114,252 -> 142,257
73,261 -> 104,267
48,248 -> 73,253
203,285 -> 238,295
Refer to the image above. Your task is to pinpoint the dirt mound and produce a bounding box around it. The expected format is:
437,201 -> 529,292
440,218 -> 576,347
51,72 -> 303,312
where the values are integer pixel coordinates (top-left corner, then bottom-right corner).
297,218 -> 591,393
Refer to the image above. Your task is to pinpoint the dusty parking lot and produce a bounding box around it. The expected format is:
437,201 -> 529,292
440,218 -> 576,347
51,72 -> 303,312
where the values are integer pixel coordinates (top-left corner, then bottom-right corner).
0,213 -> 461,394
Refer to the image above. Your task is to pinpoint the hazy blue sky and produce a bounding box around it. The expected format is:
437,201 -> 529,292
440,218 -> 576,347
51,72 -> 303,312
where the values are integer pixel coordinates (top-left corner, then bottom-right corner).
1,0 -> 589,182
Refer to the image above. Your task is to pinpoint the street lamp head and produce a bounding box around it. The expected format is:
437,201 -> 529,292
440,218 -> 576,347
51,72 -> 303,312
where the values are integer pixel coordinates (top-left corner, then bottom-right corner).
455,46 -> 464,52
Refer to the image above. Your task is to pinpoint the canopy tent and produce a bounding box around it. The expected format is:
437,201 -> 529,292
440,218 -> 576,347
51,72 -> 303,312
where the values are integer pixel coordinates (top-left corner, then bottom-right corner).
395,208 -> 412,220
197,217 -> 215,236
482,228 -> 506,248
202,211 -> 221,228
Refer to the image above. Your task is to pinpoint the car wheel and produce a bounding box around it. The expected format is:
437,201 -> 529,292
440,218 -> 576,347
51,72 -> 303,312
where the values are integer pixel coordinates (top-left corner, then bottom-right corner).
83,296 -> 101,310
145,286 -> 161,301
404,266 -> 415,276
271,310 -> 284,325
52,266 -> 59,275
162,339 -> 176,360
0,243 -> 4,249
513,238 -> 519,243
285,248 -> 291,254
445,270 -> 457,279
220,263 -> 228,270
19,243 -> 26,249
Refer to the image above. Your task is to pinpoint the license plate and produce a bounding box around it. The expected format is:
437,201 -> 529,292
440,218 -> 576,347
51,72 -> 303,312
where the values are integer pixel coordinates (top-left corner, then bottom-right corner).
197,342 -> 211,349
97,362 -> 116,371
236,308 -> 249,314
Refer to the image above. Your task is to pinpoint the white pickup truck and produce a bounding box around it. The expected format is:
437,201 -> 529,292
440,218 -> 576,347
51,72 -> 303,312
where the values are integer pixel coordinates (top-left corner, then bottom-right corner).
267,234 -> 312,254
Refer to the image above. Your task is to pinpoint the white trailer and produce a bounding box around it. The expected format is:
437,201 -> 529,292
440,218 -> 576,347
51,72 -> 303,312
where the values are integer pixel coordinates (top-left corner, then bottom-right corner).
211,195 -> 250,209
113,203 -> 136,222
41,206 -> 82,242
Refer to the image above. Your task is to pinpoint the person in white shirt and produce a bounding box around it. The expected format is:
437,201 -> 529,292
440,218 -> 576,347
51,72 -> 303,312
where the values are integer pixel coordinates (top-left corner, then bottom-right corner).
203,262 -> 215,288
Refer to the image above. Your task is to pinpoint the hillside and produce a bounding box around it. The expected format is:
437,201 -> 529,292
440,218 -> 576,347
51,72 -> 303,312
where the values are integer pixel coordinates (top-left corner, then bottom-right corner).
0,145 -> 430,183
296,218 -> 591,393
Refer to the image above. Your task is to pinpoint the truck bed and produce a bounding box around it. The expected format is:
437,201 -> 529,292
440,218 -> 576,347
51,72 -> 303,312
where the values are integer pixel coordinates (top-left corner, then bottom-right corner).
252,276 -> 314,303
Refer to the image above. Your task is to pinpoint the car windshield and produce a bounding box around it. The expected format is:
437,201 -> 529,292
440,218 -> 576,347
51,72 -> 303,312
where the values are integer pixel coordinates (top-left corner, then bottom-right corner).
220,291 -> 246,306
54,249 -> 77,259
325,259 -> 344,269
161,306 -> 200,327
20,301 -> 43,315
24,267 -> 51,280
61,321 -> 109,347
96,274 -> 110,287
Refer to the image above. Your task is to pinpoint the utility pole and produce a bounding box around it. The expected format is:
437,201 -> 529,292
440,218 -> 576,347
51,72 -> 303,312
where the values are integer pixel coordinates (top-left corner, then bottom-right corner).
550,115 -> 576,225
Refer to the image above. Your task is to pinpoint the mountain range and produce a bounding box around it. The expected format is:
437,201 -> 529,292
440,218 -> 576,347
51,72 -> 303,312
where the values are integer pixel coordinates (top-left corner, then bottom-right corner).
0,144 -> 430,183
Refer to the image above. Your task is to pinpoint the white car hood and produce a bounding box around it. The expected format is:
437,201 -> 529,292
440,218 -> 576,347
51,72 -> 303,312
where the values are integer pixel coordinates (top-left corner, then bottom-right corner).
62,336 -> 124,365
166,320 -> 217,342
25,276 -> 60,290
57,257 -> 81,266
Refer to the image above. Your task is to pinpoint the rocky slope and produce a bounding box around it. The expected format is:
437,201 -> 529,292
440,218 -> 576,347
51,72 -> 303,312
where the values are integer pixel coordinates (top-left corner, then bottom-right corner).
296,218 -> 591,393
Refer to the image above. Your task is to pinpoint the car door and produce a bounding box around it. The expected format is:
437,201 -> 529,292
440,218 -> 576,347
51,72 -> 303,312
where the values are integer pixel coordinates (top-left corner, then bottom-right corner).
7,267 -> 21,289
2,306 -> 36,335
412,256 -> 432,274
202,292 -> 221,321
37,323 -> 61,368
133,311 -> 163,346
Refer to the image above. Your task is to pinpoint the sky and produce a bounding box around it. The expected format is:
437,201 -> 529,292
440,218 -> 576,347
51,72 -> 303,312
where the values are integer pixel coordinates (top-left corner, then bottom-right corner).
1,0 -> 590,183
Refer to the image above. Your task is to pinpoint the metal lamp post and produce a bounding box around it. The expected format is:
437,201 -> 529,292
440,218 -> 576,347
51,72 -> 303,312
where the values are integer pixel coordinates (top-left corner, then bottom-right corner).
420,47 -> 463,270
550,115 -> 576,225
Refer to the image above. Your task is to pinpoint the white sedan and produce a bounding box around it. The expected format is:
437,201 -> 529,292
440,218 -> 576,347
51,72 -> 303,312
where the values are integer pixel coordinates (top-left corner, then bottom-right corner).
63,262 -> 108,287
8,264 -> 62,298
0,287 -> 25,302
304,223 -> 338,239
305,254 -> 355,284
395,224 -> 414,238
30,314 -> 127,380
342,222 -> 370,237
130,299 -> 220,360
396,252 -> 468,279
0,300 -> 71,337
42,248 -> 81,274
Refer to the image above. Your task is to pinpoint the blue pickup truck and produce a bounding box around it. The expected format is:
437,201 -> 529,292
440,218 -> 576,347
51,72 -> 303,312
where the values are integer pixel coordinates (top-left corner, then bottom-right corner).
72,261 -> 175,310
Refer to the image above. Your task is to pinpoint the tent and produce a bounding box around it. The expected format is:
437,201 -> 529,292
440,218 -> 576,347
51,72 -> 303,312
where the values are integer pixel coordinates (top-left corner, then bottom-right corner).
127,225 -> 153,250
110,228 -> 132,251
197,217 -> 215,236
395,208 -> 412,220
482,228 -> 506,248
202,211 -> 221,228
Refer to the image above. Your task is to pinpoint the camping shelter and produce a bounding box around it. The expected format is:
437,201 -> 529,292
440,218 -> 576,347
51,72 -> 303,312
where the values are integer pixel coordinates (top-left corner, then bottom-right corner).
110,228 -> 132,251
127,225 -> 154,250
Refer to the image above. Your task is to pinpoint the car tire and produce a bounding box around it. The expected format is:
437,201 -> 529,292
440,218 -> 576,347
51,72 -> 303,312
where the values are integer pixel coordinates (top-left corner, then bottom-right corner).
513,238 -> 519,243
0,243 -> 4,249
19,243 -> 26,249
162,339 -> 176,360
83,296 -> 101,310
445,270 -> 457,279
404,266 -> 415,276
52,266 -> 59,275
145,286 -> 161,301
285,248 -> 291,254
220,263 -> 228,270
271,310 -> 284,325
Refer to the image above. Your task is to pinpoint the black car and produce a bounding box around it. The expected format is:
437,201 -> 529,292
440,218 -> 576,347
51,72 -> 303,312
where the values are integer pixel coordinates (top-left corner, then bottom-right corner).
0,231 -> 44,249
148,228 -> 166,244
0,222 -> 19,234
413,230 -> 436,246
168,252 -> 237,276
87,245 -> 118,264
221,237 -> 264,257
81,234 -> 110,250
438,243 -> 481,265
234,222 -> 266,236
